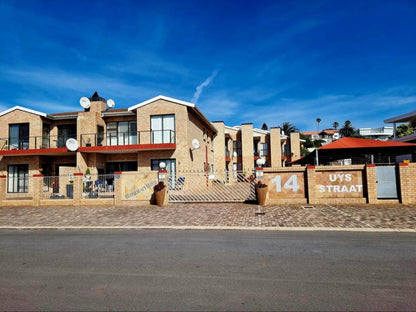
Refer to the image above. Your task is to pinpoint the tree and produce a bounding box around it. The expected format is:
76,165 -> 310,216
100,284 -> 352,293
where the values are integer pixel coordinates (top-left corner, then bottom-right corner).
281,122 -> 299,135
332,121 -> 339,130
396,123 -> 413,137
316,118 -> 321,131
339,120 -> 356,137
261,123 -> 268,130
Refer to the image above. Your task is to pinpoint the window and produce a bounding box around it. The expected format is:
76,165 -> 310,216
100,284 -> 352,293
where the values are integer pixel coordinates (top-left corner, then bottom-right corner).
233,140 -> 242,157
97,126 -> 104,146
106,121 -> 137,146
151,115 -> 175,144
151,159 -> 176,172
260,143 -> 268,156
57,124 -> 76,148
106,161 -> 137,173
42,124 -> 50,148
9,123 -> 29,150
8,164 -> 29,193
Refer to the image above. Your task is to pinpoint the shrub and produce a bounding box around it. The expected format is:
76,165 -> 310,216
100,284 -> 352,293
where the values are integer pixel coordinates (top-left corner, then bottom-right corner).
255,181 -> 268,189
154,181 -> 166,192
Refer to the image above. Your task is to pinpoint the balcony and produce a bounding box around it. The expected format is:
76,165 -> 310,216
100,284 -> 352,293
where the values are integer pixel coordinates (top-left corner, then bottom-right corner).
0,135 -> 75,155
79,130 -> 176,153
0,130 -> 176,155
80,130 -> 175,147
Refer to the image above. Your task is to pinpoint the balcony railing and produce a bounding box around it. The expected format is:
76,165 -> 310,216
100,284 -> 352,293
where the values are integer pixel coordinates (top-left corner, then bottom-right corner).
80,130 -> 175,147
0,135 -> 77,151
0,130 -> 176,151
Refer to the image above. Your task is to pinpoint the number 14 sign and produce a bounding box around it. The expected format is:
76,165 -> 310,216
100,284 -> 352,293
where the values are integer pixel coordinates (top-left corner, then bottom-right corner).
267,173 -> 305,198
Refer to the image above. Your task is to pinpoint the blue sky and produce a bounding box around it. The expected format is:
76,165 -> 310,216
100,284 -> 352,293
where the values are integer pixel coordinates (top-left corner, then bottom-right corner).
0,0 -> 415,131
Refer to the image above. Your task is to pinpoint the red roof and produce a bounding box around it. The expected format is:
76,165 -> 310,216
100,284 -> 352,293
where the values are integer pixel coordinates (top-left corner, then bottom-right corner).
320,137 -> 416,150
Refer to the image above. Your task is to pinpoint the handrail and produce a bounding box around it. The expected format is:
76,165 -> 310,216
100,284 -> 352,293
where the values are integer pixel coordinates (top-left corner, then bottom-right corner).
0,130 -> 176,151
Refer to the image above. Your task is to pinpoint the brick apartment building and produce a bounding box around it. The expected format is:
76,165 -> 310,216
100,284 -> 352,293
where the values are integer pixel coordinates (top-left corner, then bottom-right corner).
0,92 -> 301,200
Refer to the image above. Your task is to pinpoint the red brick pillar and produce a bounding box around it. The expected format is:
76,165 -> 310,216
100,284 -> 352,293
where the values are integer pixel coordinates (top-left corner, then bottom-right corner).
306,166 -> 316,204
33,174 -> 44,206
114,172 -> 122,207
0,175 -> 6,206
365,164 -> 377,204
73,173 -> 83,206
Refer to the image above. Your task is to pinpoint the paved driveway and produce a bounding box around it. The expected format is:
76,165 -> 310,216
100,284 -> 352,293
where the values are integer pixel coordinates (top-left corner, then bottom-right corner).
0,203 -> 415,230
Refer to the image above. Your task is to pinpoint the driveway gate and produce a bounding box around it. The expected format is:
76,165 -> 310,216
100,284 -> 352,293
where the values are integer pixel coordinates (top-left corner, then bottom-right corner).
168,170 -> 256,203
375,165 -> 398,199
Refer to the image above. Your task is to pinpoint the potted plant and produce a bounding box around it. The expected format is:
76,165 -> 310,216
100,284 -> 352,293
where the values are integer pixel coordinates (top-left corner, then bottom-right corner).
154,181 -> 167,206
85,167 -> 91,180
255,180 -> 268,206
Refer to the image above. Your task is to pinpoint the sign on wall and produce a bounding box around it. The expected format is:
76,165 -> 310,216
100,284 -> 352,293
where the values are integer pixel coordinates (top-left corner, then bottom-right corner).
121,173 -> 158,201
315,171 -> 363,198
263,172 -> 305,199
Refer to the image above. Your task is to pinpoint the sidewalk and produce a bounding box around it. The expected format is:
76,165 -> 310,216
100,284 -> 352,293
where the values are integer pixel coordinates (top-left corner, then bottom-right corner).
0,203 -> 415,231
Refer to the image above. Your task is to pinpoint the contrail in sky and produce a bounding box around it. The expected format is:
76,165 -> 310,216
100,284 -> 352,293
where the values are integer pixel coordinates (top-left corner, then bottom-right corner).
192,70 -> 219,104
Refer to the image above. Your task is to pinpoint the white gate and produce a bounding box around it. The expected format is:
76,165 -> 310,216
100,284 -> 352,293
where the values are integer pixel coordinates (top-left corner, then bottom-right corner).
168,170 -> 256,203
375,165 -> 398,199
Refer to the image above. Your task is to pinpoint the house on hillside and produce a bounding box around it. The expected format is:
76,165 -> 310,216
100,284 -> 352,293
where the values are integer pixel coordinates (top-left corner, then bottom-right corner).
358,126 -> 393,140
301,129 -> 339,145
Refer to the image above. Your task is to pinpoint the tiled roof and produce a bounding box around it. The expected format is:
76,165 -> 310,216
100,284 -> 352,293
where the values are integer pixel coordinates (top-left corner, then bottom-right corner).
319,137 -> 416,149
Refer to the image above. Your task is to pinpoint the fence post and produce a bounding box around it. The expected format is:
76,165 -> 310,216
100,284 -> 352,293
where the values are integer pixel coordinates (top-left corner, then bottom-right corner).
306,166 -> 316,204
114,172 -> 122,206
73,173 -> 83,206
0,174 -> 5,206
33,174 -> 44,206
365,164 -> 377,204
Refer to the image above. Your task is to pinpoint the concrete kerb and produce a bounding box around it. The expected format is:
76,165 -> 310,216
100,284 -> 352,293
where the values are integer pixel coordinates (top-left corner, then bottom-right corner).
0,226 -> 415,232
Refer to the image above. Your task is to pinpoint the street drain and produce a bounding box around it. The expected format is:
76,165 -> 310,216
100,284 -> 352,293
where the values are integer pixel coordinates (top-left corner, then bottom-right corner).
302,205 -> 315,209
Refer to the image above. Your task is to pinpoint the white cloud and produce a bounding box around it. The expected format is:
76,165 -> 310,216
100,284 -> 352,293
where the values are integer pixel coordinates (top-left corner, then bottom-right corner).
191,70 -> 219,104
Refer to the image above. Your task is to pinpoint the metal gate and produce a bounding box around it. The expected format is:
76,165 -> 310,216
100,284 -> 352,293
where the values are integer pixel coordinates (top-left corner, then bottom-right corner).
375,165 -> 398,199
168,170 -> 257,203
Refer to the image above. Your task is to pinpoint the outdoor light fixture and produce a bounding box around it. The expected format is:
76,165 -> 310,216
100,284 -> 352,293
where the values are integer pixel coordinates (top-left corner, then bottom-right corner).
159,162 -> 166,170
256,158 -> 265,167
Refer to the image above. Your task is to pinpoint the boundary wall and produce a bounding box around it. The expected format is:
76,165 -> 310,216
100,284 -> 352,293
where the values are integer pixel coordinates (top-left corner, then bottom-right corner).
1,163 -> 416,206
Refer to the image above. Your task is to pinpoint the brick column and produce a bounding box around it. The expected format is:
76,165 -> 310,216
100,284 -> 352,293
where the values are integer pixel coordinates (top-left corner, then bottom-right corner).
33,174 -> 44,206
212,121 -> 226,172
114,172 -> 122,207
73,173 -> 83,206
365,164 -> 377,204
241,123 -> 254,171
398,163 -> 416,204
289,132 -> 301,162
270,127 -> 282,168
306,166 -> 316,204
0,175 -> 5,206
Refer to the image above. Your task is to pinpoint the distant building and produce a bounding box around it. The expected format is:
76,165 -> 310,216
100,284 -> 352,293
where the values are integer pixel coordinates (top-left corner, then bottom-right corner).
301,129 -> 339,145
358,126 -> 393,141
384,109 -> 416,142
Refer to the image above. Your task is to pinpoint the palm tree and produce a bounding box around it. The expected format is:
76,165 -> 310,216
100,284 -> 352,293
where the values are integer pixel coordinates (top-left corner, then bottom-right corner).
281,122 -> 298,135
316,118 -> 321,131
339,120 -> 355,137
332,121 -> 339,130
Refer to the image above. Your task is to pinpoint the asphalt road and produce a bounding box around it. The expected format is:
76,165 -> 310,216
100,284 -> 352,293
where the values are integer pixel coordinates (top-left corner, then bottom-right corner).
0,230 -> 415,311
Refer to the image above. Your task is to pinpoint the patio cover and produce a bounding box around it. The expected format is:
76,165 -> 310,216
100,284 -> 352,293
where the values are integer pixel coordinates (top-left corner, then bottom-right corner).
292,137 -> 416,165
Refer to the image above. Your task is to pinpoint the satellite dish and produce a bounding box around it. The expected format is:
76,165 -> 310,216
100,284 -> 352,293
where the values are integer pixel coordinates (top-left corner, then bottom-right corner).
65,138 -> 79,151
80,97 -> 91,109
107,99 -> 115,108
191,139 -> 200,150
